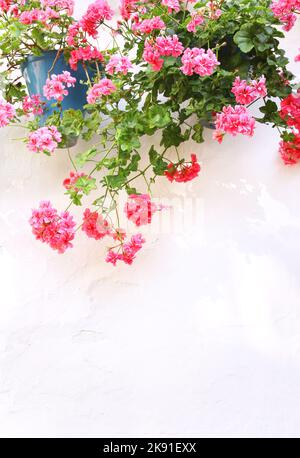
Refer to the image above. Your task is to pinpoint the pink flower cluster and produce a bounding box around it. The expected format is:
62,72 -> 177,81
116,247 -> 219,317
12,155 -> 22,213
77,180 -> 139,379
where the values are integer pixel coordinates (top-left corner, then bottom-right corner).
0,100 -> 15,127
280,91 -> 300,131
187,14 -> 205,33
120,0 -> 139,20
133,16 -> 166,34
279,133 -> 300,165
27,126 -> 62,154
29,201 -> 76,253
295,49 -> 300,62
41,0 -> 74,14
81,205 -> 147,266
69,46 -> 103,71
106,233 -> 145,266
143,41 -> 164,71
164,154 -> 201,183
155,35 -> 184,58
214,105 -> 255,141
180,48 -> 220,76
105,55 -> 132,75
187,2 -> 222,32
82,208 -> 111,240
43,71 -> 76,102
124,194 -> 158,226
22,94 -> 44,116
0,0 -> 11,12
161,0 -> 180,13
231,76 -> 267,105
79,0 -> 114,38
143,35 -> 184,71
279,91 -> 300,164
87,78 -> 116,104
20,7 -> 59,25
271,0 -> 300,31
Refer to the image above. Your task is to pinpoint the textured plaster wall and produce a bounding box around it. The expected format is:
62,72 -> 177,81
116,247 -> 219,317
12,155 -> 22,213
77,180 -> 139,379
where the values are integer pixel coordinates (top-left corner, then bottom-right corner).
0,2 -> 300,438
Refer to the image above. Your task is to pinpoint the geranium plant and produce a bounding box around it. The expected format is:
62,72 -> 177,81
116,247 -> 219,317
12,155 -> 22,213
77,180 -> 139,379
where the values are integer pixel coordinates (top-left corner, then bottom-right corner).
0,0 -> 299,266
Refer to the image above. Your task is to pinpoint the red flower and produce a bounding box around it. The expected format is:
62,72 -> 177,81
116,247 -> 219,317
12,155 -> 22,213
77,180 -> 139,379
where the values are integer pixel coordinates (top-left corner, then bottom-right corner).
279,133 -> 300,165
165,154 -> 201,183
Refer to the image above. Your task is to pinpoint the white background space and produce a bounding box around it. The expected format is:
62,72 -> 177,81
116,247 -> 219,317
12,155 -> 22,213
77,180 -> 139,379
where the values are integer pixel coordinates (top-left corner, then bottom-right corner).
0,1 -> 300,438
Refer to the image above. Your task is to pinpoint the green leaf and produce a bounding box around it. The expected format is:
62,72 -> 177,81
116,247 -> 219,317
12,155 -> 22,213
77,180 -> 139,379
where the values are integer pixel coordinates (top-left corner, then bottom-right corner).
147,105 -> 171,129
105,174 -> 127,189
149,146 -> 168,175
161,123 -> 184,148
74,176 -> 97,195
192,124 -> 204,144
75,147 -> 98,168
234,24 -> 254,53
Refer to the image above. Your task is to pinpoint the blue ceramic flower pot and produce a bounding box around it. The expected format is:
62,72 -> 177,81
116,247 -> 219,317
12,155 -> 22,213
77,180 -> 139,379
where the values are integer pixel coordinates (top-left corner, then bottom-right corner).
21,50 -> 97,147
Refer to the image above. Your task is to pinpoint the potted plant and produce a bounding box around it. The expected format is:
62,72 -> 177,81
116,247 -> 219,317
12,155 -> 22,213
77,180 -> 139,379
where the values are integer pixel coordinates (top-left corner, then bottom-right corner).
0,0 -> 105,146
1,0 -> 299,266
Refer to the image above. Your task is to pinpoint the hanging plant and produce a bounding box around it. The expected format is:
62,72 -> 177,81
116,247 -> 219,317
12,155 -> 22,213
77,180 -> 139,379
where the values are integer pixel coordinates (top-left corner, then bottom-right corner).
0,0 -> 299,266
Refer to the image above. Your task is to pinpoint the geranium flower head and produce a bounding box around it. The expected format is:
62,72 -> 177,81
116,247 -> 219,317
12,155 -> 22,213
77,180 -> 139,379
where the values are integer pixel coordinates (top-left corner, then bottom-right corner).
142,41 -> 164,71
41,0 -> 74,14
279,132 -> 300,165
155,35 -> 184,58
29,201 -> 76,253
105,55 -> 132,75
280,91 -> 300,131
87,78 -> 116,104
81,208 -> 111,239
134,16 -> 166,34
106,233 -> 145,265
0,100 -> 15,127
271,0 -> 299,30
180,48 -> 220,76
69,46 -> 103,71
215,105 -> 255,138
22,94 -> 44,116
43,72 -> 76,102
165,154 -> 201,183
79,0 -> 114,38
232,76 -> 267,105
187,13 -> 205,33
27,126 -> 62,154
161,0 -> 180,13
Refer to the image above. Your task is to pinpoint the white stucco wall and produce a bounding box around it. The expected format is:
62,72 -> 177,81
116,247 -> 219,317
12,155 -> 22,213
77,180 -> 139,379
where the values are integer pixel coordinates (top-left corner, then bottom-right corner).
0,2 -> 300,438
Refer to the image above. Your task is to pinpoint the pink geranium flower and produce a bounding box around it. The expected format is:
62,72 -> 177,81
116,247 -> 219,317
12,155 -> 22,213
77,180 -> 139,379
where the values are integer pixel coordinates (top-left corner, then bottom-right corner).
105,55 -> 132,75
279,133 -> 300,165
43,71 -> 76,102
161,0 -> 180,13
280,91 -> 300,132
106,233 -> 145,266
22,94 -> 44,116
87,78 -> 116,104
180,48 -> 220,76
69,46 -> 104,70
81,208 -> 111,240
232,76 -> 267,105
27,126 -> 62,154
79,0 -> 114,38
134,16 -> 166,34
29,201 -> 76,253
215,105 -> 256,139
0,100 -> 15,127
142,41 -> 164,71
